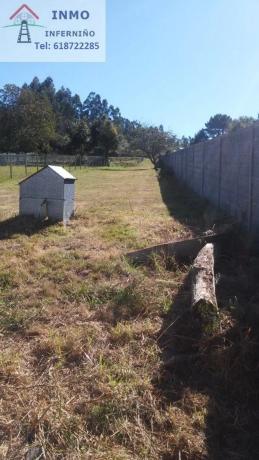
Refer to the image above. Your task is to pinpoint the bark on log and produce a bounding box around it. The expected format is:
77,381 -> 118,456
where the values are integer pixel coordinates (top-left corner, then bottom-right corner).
191,243 -> 219,335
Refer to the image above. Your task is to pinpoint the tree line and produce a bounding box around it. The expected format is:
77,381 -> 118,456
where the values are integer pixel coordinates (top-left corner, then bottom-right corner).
190,113 -> 257,144
0,76 -> 181,166
0,77 -> 256,167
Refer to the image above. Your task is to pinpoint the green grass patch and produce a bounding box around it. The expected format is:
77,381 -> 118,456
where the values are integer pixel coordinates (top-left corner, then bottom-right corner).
101,221 -> 138,245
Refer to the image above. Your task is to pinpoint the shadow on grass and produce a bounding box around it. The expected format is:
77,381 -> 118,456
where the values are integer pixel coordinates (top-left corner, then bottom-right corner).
154,254 -> 259,460
157,169 -> 225,235
0,215 -> 55,240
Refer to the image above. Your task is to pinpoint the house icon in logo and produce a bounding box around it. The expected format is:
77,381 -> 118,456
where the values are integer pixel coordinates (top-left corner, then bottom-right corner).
9,4 -> 39,43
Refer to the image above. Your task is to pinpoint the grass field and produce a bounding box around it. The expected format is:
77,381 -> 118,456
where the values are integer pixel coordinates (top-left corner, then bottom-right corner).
0,162 -> 194,245
0,163 -> 258,459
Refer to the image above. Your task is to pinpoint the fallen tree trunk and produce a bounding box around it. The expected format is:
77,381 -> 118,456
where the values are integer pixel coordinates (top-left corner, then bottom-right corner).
191,243 -> 220,335
126,230 -> 231,264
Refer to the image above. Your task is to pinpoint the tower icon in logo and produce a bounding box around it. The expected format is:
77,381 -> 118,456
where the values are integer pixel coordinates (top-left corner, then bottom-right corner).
9,4 -> 39,43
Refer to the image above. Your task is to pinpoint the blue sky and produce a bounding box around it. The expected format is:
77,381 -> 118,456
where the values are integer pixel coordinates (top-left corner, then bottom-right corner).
0,0 -> 259,137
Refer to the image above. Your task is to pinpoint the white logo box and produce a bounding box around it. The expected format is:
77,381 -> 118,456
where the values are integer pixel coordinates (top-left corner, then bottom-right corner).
0,0 -> 106,62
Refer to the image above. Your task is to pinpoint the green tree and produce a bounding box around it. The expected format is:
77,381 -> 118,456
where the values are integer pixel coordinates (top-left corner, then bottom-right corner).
228,116 -> 255,132
0,84 -> 21,107
205,114 -> 232,138
14,89 -> 56,153
180,136 -> 192,148
131,125 -> 178,168
38,77 -> 56,103
0,85 -> 21,151
91,118 -> 118,164
82,92 -> 108,121
70,120 -> 91,156
28,76 -> 41,92
191,129 -> 209,144
54,87 -> 82,122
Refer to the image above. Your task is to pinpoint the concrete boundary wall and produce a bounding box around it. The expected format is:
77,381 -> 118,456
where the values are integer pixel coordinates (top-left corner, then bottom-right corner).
161,124 -> 259,233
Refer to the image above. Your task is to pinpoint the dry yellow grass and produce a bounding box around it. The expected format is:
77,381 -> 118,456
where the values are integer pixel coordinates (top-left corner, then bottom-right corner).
0,162 -> 258,459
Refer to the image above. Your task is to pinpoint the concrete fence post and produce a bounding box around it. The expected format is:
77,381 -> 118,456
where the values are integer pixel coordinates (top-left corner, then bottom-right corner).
201,142 -> 206,196
25,153 -> 28,176
9,154 -> 13,179
218,137 -> 223,209
191,145 -> 195,189
248,126 -> 255,232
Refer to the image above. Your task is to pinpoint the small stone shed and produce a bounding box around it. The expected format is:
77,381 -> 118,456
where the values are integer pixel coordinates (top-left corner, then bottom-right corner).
19,165 -> 76,222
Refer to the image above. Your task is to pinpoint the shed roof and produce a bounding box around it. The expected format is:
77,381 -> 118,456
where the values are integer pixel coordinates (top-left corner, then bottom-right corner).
48,165 -> 76,180
19,165 -> 76,185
